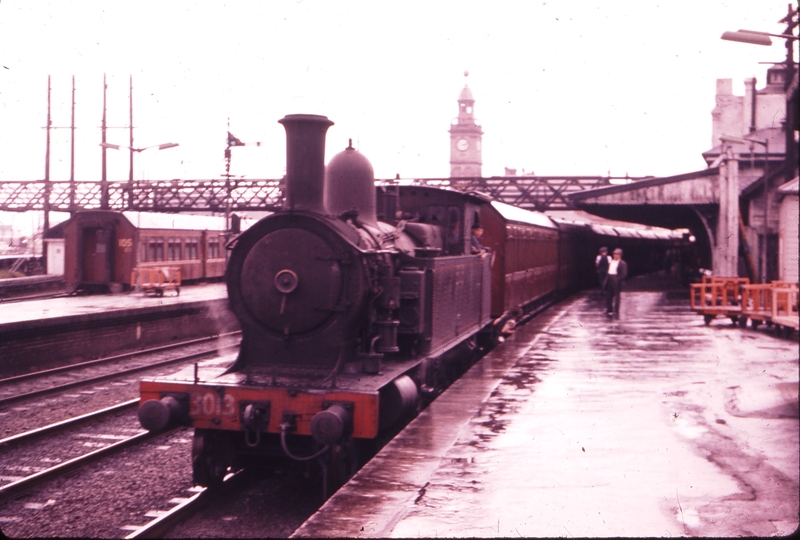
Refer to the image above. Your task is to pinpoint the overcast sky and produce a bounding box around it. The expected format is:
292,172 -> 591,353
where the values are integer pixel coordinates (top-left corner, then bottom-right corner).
0,0 -> 795,186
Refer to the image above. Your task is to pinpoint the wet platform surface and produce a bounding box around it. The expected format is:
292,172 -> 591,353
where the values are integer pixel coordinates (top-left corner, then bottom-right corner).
293,277 -> 799,538
0,282 -> 227,328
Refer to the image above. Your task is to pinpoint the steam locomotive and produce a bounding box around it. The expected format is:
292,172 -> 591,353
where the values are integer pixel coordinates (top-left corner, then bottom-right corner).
137,114 -> 679,495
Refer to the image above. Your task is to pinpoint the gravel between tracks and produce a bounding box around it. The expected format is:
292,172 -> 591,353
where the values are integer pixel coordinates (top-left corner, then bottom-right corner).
0,342 -> 236,440
167,464 -> 323,538
0,428 -> 196,538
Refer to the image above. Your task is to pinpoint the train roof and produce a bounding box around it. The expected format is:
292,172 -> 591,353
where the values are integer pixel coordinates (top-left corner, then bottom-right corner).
489,200 -> 558,229
43,210 -> 232,239
546,210 -> 681,239
122,212 -> 227,231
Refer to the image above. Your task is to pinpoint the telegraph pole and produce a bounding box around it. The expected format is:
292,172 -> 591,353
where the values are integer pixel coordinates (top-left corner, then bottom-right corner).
43,76 -> 52,234
70,76 -> 76,212
101,74 -> 109,210
781,4 -> 798,183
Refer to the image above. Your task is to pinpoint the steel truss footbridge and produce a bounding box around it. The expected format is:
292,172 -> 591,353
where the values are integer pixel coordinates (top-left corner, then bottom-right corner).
0,174 -> 646,215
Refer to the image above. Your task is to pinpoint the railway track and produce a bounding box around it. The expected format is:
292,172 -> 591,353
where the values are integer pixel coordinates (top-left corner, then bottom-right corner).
0,424 -> 173,502
0,291 -> 72,304
125,470 -> 247,539
1,331 -> 240,386
0,333 -> 243,536
0,332 -> 240,408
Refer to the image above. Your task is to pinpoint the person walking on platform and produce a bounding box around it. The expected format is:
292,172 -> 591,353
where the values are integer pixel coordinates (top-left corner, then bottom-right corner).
606,248 -> 628,319
595,246 -> 610,292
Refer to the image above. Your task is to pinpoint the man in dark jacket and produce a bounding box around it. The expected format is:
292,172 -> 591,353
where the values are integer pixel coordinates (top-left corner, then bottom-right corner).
595,246 -> 610,291
606,248 -> 628,319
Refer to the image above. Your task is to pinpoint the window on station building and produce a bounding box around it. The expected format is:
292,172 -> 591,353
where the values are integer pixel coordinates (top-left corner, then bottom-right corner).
139,238 -> 147,262
148,237 -> 165,261
167,237 -> 182,261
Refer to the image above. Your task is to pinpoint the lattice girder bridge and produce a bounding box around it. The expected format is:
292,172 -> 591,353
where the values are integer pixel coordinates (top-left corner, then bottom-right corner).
0,175 -> 645,213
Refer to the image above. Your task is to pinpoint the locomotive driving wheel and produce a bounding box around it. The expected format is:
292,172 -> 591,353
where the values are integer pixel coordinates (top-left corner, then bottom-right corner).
192,429 -> 234,489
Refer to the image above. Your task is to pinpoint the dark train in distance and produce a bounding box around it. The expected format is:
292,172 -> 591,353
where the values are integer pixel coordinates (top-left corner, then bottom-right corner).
137,114 -> 683,494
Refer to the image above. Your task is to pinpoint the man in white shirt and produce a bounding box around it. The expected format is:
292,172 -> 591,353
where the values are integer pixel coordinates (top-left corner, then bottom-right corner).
606,248 -> 628,319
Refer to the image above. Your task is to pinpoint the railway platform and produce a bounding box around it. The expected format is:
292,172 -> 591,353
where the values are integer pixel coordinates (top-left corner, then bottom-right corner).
0,283 -> 236,377
293,274 -> 799,538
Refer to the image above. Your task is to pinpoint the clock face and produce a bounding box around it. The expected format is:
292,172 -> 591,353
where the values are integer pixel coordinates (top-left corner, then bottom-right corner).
456,138 -> 469,151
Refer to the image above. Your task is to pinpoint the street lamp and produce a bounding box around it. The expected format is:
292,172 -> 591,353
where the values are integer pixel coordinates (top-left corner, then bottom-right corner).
720,134 -> 770,283
721,29 -> 797,47
99,141 -> 179,183
100,140 -> 180,216
99,142 -> 179,153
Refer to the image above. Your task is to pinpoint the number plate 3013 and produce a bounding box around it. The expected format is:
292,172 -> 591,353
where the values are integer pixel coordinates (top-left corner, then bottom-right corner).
190,391 -> 236,418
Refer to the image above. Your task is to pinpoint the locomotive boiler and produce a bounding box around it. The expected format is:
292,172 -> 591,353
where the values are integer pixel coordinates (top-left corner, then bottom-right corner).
138,114 -> 492,492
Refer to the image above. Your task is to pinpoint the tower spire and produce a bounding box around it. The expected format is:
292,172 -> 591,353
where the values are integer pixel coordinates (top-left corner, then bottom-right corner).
449,71 -> 483,178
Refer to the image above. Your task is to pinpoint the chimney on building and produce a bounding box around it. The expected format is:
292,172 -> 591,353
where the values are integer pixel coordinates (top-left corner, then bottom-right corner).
743,78 -> 756,133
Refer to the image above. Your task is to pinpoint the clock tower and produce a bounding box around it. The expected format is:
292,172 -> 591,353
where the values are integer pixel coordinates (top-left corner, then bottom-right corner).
449,72 -> 483,178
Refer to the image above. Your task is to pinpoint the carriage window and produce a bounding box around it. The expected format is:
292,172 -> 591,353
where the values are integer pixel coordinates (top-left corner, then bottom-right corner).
208,237 -> 220,259
185,238 -> 199,260
167,237 -> 182,261
149,237 -> 165,261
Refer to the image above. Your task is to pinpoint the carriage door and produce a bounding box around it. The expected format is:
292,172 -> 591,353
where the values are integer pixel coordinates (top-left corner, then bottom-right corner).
82,227 -> 113,283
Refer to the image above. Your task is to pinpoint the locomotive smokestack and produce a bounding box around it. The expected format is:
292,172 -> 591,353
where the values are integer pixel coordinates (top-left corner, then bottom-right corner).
278,114 -> 334,213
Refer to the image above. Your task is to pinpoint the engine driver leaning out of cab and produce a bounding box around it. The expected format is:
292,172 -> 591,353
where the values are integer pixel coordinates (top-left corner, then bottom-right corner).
471,223 -> 485,254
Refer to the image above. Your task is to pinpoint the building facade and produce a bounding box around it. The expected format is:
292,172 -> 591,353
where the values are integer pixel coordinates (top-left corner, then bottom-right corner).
704,65 -> 793,282
449,78 -> 483,178
711,65 -> 787,146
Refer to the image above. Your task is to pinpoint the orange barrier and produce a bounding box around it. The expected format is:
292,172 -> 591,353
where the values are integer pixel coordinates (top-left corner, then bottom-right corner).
771,284 -> 799,334
689,276 -> 749,325
739,283 -> 774,329
131,267 -> 181,296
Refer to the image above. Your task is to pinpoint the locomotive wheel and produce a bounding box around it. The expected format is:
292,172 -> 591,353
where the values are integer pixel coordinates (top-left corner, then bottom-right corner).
192,429 -> 233,489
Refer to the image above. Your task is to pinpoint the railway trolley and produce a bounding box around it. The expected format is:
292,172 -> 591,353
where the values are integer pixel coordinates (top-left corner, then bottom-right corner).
690,276 -> 750,325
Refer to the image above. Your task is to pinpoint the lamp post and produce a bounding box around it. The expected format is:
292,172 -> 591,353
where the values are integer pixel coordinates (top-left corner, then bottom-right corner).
99,142 -> 179,207
720,134 -> 770,282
